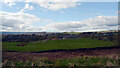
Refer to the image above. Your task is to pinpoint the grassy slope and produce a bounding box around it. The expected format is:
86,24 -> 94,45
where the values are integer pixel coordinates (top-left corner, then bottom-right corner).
3,56 -> 120,66
2,38 -> 114,52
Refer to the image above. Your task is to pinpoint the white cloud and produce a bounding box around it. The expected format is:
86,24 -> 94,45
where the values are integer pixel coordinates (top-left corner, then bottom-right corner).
45,16 -> 118,32
37,2 -> 78,11
0,11 -> 118,32
7,0 -> 114,11
1,0 -> 119,8
0,11 -> 46,32
24,4 -> 34,10
19,4 -> 34,13
0,11 -> 39,24
3,0 -> 16,7
2,0 -> 81,10
23,0 -> 82,11
7,2 -> 16,7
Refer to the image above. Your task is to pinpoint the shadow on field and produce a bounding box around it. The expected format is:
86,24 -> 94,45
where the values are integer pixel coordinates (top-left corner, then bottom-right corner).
6,46 -> 120,53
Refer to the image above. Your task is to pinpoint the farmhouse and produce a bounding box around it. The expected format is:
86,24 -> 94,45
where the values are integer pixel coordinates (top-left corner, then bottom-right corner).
51,38 -> 58,40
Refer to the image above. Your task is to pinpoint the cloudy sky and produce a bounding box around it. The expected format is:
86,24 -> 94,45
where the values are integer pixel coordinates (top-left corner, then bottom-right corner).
0,0 -> 119,32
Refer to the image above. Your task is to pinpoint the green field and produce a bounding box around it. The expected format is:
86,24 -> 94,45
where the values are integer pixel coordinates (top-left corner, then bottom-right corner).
2,38 -> 114,52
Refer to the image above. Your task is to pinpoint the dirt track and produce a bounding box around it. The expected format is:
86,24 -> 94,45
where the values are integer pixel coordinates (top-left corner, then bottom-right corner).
2,46 -> 120,62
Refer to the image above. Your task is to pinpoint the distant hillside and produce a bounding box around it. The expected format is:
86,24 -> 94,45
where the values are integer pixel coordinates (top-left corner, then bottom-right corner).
1,30 -> 119,34
2,32 -> 46,34
2,32 -> 26,34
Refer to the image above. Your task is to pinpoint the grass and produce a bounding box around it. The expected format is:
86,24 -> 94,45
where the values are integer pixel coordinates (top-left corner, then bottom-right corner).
2,38 -> 114,52
2,56 -> 120,66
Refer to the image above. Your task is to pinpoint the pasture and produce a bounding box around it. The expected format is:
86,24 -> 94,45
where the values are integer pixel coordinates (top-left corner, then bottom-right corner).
2,38 -> 114,52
